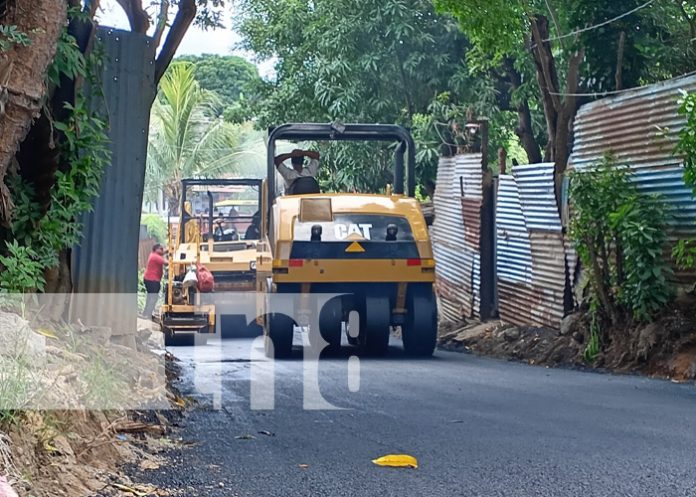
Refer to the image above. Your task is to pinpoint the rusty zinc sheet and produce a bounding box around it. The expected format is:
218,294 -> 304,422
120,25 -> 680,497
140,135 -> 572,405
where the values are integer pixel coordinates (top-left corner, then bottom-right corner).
432,154 -> 485,322
569,73 -> 696,285
496,163 -> 567,328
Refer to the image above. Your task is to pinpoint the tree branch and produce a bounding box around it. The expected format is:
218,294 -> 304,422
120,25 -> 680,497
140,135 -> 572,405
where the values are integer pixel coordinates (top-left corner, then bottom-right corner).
115,0 -> 150,33
154,0 -> 196,85
529,15 -> 561,113
504,58 -> 542,164
86,0 -> 102,18
152,0 -> 170,49
675,0 -> 696,41
615,31 -> 625,91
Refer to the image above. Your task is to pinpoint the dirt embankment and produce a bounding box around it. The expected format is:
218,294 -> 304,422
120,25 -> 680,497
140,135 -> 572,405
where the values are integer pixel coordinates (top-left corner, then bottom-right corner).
0,315 -> 188,497
439,295 -> 696,381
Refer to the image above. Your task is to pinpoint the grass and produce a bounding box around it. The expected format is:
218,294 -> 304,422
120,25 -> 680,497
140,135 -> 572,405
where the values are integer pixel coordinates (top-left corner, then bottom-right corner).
82,353 -> 128,409
0,355 -> 33,427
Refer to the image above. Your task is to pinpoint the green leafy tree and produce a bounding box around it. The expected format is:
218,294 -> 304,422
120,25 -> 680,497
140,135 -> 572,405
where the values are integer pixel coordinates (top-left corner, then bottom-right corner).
146,62 -> 246,211
234,0 -> 475,191
435,0 -> 696,209
177,54 -> 262,112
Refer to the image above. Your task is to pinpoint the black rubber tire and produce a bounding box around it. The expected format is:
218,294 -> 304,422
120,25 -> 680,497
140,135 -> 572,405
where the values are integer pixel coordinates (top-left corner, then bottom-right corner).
402,286 -> 438,357
318,297 -> 343,351
264,313 -> 294,359
359,296 -> 390,356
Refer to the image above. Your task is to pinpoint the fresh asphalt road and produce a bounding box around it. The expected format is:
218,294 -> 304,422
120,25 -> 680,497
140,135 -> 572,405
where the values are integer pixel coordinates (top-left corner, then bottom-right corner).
140,335 -> 696,497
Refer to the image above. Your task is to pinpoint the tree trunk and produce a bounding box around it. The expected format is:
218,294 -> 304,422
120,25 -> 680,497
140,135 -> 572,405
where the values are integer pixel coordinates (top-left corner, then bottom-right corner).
504,60 -> 542,165
528,14 -> 584,211
0,0 -> 67,225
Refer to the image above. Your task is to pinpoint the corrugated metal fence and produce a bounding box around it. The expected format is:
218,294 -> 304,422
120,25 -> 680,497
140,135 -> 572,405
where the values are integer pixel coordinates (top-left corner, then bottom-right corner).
70,27 -> 155,332
432,153 -> 494,322
496,163 -> 569,328
569,73 -> 696,284
433,74 -> 696,330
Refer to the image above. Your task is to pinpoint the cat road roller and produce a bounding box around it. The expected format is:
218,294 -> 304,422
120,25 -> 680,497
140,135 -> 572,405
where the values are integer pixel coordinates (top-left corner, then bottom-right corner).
256,123 -> 438,358
156,178 -> 263,345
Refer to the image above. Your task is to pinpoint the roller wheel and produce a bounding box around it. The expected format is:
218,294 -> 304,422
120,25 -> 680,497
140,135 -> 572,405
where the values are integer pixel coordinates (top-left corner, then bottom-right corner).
264,313 -> 294,359
318,297 -> 343,351
245,320 -> 264,338
359,296 -> 390,356
402,286 -> 437,357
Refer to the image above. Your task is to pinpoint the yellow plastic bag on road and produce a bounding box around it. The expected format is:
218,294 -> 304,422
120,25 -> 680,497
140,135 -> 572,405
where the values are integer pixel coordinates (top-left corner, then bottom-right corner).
372,454 -> 418,469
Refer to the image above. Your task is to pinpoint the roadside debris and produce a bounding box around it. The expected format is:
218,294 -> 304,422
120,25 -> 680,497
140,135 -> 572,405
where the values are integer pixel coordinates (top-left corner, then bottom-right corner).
372,454 -> 418,469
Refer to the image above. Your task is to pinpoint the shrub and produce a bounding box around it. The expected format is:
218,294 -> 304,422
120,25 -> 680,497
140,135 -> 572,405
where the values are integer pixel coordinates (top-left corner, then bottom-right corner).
569,156 -> 672,332
673,91 -> 696,274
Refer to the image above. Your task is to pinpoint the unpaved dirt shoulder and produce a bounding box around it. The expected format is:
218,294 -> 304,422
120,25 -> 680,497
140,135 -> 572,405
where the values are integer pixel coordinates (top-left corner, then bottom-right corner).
438,295 -> 696,382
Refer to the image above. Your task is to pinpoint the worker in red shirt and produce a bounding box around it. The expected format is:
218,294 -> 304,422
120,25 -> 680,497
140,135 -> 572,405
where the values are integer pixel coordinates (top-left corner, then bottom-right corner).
142,243 -> 165,318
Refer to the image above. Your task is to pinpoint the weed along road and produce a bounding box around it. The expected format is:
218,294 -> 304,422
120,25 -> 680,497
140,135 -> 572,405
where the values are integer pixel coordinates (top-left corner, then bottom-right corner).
138,337 -> 696,497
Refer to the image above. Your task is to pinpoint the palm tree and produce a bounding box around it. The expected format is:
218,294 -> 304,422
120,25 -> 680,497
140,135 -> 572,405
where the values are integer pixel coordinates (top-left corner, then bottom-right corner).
145,63 -> 244,212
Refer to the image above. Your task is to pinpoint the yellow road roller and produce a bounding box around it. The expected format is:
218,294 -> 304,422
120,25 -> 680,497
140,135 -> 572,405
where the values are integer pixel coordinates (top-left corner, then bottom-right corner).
157,178 -> 263,345
256,123 -> 437,358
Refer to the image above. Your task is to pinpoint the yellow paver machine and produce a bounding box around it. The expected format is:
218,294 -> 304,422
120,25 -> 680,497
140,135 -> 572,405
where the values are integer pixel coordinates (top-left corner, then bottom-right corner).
256,123 -> 438,358
157,178 -> 262,345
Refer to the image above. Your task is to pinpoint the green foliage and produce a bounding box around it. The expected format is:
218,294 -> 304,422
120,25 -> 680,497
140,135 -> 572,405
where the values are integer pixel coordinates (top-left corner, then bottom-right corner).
235,0 -> 473,191
583,301 -> 601,363
47,27 -> 86,85
2,19 -> 110,293
436,0 -> 696,90
0,24 -> 31,51
137,268 -> 147,311
0,242 -> 45,292
141,213 -> 168,243
177,54 -> 262,112
673,91 -> 696,273
673,239 -> 696,270
570,156 -> 672,325
0,355 -> 32,426
676,90 -> 696,195
611,194 -> 672,321
146,62 -> 249,209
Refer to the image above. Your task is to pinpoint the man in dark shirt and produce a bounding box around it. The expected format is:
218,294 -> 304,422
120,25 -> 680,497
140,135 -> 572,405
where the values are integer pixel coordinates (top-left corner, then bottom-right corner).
142,243 -> 165,318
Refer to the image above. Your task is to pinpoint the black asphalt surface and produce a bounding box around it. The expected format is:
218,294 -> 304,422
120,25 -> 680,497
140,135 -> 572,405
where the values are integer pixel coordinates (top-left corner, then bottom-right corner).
136,337 -> 696,497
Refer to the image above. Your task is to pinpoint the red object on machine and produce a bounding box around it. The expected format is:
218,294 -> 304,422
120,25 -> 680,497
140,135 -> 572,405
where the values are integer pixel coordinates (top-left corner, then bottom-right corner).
196,264 -> 215,292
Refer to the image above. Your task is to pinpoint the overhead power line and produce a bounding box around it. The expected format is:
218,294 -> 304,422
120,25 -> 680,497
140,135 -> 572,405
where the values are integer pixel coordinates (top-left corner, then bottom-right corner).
542,0 -> 655,42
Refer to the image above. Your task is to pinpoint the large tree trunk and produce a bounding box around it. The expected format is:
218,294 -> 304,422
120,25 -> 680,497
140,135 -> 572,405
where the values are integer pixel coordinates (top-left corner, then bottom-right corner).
0,0 -> 67,225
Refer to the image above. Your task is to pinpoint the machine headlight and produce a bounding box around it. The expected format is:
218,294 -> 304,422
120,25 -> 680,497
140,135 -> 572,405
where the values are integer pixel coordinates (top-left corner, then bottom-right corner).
250,261 -> 257,271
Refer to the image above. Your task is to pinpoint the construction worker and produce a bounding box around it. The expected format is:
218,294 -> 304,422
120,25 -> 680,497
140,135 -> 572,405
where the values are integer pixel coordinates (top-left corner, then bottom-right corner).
274,149 -> 321,191
142,243 -> 165,318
